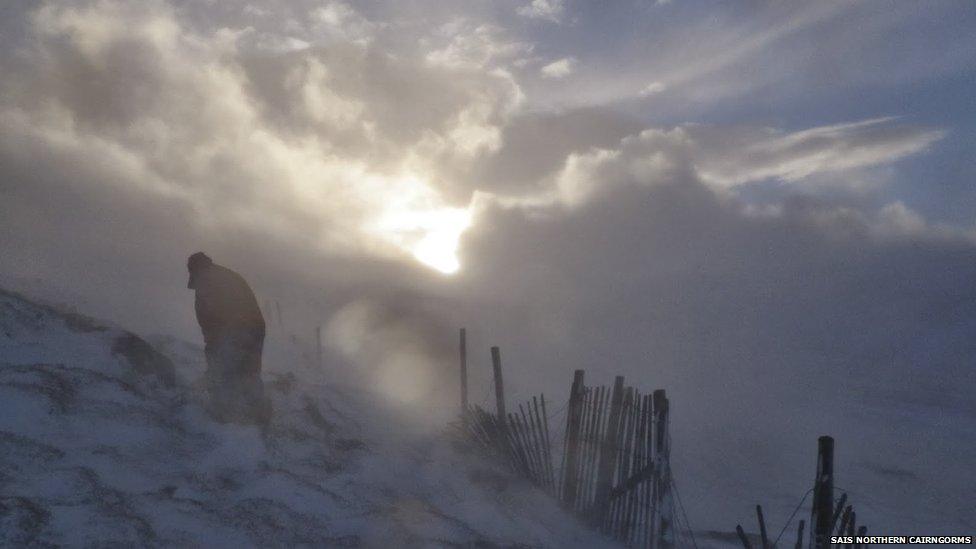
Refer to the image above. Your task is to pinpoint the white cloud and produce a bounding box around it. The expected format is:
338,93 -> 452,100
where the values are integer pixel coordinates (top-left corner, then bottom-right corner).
690,118 -> 945,187
457,126 -> 976,536
516,0 -> 565,23
639,81 -> 666,96
309,1 -> 376,45
1,3 -> 973,539
538,118 -> 944,204
424,21 -> 533,70
1,1 -> 523,274
540,57 -> 576,78
489,117 -> 941,210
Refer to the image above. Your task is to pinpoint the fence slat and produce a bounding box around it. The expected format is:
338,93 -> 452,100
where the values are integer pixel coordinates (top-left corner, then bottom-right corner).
642,393 -> 654,548
561,370 -> 586,508
612,387 -> 635,537
571,387 -> 595,511
536,395 -> 555,491
519,403 -> 543,485
656,389 -> 673,548
584,386 -> 606,514
829,493 -> 848,536
594,376 -> 626,528
623,390 -> 643,543
462,366 -> 673,549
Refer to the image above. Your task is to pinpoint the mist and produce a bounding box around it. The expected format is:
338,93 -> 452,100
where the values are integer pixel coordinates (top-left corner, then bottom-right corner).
2,0 -> 975,542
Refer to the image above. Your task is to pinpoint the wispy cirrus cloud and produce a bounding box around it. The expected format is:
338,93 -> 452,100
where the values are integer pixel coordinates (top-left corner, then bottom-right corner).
690,118 -> 946,188
482,117 -> 945,210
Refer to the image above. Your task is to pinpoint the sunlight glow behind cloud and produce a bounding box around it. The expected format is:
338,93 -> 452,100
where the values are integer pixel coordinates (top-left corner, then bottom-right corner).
0,0 -> 519,275
2,1 -> 975,539
368,174 -> 472,274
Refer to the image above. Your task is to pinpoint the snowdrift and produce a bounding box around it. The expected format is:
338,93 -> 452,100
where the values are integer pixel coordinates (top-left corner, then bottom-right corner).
0,288 -> 615,548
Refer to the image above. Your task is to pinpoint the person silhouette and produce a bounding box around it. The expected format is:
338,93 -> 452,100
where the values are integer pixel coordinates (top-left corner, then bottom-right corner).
187,252 -> 271,425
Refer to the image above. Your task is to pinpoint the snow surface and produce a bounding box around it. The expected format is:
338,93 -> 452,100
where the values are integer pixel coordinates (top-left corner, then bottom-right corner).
0,288 -> 618,548
2,285 -> 973,548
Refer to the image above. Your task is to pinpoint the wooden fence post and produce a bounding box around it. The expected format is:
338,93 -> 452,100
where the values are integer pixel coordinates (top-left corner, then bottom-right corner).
459,328 -> 468,412
811,436 -> 834,549
491,346 -> 506,420
562,369 -> 586,508
757,505 -> 769,549
736,525 -> 753,549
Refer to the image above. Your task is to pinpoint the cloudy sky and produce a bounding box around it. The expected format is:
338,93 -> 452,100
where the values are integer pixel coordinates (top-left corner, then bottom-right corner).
2,0 -> 975,535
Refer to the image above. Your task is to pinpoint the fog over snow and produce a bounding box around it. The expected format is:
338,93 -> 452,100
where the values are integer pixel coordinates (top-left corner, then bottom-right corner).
1,0 -> 975,542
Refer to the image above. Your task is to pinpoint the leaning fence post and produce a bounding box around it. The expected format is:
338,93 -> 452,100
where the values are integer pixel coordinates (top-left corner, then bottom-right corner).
562,369 -> 585,509
736,525 -> 753,549
459,328 -> 468,412
757,505 -> 769,549
491,346 -> 506,420
811,436 -> 834,549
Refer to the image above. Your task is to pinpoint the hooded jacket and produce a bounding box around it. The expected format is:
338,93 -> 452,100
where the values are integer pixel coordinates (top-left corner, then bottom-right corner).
188,259 -> 265,346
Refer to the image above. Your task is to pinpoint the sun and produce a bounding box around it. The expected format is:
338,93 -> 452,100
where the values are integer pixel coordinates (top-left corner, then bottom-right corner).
383,206 -> 471,274
409,209 -> 471,274
369,174 -> 472,275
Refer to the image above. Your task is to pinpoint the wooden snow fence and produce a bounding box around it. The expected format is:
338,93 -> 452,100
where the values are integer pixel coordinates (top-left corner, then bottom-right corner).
463,395 -> 558,493
559,371 -> 674,548
458,331 -> 675,548
734,436 -> 871,549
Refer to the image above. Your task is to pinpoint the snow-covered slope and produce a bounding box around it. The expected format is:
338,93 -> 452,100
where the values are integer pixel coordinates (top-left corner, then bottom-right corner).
0,288 -> 616,548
